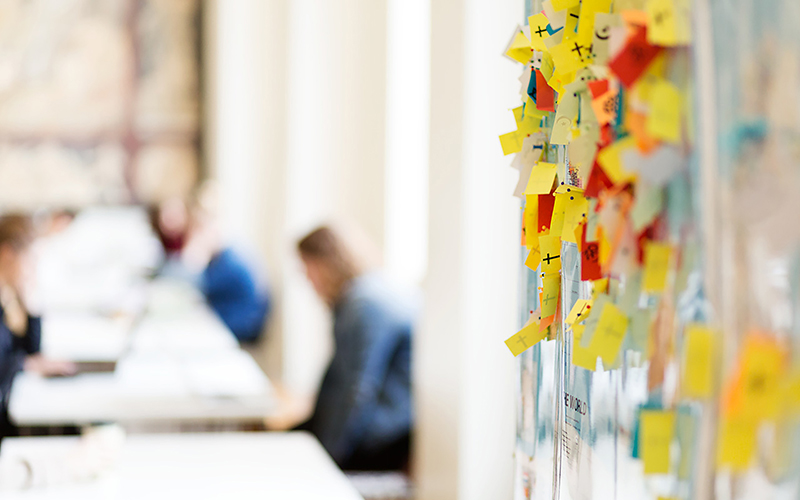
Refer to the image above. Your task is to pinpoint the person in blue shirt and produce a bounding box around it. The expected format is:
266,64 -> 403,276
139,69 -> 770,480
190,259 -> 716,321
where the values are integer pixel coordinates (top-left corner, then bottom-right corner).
150,192 -> 271,344
290,225 -> 418,470
0,215 -> 75,445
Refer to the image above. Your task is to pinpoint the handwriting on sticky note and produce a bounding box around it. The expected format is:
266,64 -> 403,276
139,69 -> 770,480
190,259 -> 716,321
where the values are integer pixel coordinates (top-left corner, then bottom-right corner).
608,25 -> 663,88
540,273 -> 561,319
525,244 -> 541,271
588,301 -> 628,366
641,410 -> 675,474
528,13 -> 551,51
642,241 -> 672,293
524,162 -> 559,195
682,324 -> 715,400
504,316 -> 546,356
539,234 -> 562,274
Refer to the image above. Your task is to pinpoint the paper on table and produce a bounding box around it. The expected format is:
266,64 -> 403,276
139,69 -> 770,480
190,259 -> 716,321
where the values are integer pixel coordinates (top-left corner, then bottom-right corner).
640,410 -> 675,474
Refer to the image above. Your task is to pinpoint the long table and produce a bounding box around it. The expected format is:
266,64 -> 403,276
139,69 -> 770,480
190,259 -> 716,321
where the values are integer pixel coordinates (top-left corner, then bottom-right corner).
9,280 -> 275,427
0,432 -> 363,500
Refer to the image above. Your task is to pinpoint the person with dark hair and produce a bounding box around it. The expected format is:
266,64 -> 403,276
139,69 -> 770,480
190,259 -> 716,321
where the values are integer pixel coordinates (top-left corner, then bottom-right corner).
268,224 -> 418,471
0,214 -> 76,444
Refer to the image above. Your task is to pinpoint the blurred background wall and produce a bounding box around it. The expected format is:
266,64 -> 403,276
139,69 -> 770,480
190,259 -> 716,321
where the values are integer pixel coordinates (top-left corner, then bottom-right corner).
0,0 -> 522,498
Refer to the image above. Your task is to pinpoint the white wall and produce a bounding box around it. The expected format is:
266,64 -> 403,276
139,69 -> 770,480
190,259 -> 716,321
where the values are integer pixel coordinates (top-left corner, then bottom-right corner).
414,0 -> 522,498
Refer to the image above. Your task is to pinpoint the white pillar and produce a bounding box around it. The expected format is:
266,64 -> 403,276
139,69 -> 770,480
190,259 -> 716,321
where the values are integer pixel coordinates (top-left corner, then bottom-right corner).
415,0 -> 522,499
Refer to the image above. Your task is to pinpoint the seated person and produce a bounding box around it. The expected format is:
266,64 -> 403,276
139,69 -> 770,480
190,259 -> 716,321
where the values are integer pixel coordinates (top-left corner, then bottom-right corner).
149,189 -> 271,344
0,215 -> 76,443
268,225 -> 419,471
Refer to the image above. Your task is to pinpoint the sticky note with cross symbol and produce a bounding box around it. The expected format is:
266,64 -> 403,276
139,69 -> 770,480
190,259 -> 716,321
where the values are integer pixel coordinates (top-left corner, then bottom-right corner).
640,410 -> 675,474
561,191 -> 588,244
539,234 -> 562,274
540,273 -> 560,319
504,315 -> 546,356
587,301 -> 628,367
528,13 -> 551,51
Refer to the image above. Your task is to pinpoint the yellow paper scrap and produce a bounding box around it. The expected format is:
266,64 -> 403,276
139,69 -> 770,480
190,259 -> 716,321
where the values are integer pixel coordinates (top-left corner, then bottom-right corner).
524,162 -> 559,195
539,234 -> 562,274
596,136 -> 637,185
642,242 -> 672,293
646,0 -> 691,46
738,336 -> 785,421
566,299 -> 593,325
717,416 -> 757,471
500,131 -> 523,155
682,324 -> 715,399
551,0 -> 580,11
576,0 -> 613,47
641,410 -> 675,474
646,79 -> 682,144
551,91 -> 579,145
525,244 -> 541,271
506,31 -> 533,64
524,195 -> 538,249
572,344 -> 598,371
562,191 -> 588,244
550,193 -> 568,238
540,273 -> 560,319
528,13 -> 552,51
588,301 -> 628,366
504,316 -> 546,356
549,39 -> 591,77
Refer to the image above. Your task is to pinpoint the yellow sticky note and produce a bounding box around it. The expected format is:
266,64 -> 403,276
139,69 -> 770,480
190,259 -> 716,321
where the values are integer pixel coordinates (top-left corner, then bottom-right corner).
499,131 -> 523,155
505,31 -> 533,64
641,410 -> 675,474
524,162 -> 558,195
576,0 -> 613,47
738,336 -> 785,421
562,192 -> 588,244
539,234 -> 562,274
647,79 -> 682,144
646,0 -> 690,47
524,195 -> 538,249
551,91 -> 579,145
566,299 -> 593,325
596,136 -> 637,185
548,40 -> 590,76
504,316 -> 546,356
717,416 -> 757,471
572,344 -> 598,371
682,324 -> 715,399
642,242 -> 672,293
551,0 -> 580,11
550,193 -> 568,237
525,244 -> 541,271
540,273 -> 560,319
528,13 -> 552,51
588,302 -> 628,366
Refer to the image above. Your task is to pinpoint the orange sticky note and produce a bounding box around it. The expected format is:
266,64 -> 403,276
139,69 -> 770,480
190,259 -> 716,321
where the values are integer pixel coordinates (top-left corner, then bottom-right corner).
641,410 -> 675,474
592,89 -> 618,125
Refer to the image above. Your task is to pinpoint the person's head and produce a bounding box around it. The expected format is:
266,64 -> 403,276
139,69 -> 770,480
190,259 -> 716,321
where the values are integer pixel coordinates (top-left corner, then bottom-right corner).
148,197 -> 190,255
0,214 -> 35,291
298,225 -> 376,306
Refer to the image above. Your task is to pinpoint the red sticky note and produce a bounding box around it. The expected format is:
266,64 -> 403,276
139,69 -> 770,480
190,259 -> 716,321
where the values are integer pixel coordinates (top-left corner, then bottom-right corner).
608,26 -> 663,88
581,224 -> 602,281
538,194 -> 556,234
584,162 -> 614,198
535,70 -> 555,112
587,79 -> 610,99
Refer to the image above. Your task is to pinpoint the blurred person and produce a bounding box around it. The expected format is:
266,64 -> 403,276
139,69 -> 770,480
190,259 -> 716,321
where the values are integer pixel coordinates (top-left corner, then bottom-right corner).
149,187 -> 271,344
267,225 -> 419,471
0,215 -> 76,443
